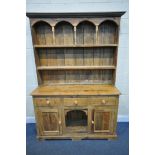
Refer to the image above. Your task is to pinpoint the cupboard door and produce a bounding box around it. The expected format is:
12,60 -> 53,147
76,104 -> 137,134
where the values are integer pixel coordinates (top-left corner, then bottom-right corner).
93,109 -> 114,133
37,108 -> 61,135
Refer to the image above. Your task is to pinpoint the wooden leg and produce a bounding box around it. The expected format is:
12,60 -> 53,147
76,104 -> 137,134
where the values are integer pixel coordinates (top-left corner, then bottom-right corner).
108,137 -> 117,140
72,137 -> 83,141
37,136 -> 45,141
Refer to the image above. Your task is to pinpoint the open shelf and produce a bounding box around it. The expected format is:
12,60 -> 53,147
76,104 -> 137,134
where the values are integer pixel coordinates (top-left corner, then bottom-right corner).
37,66 -> 116,70
31,19 -> 119,85
34,44 -> 118,48
98,20 -> 118,44
32,20 -> 118,46
39,70 -> 114,85
32,21 -> 53,45
76,21 -> 95,45
55,21 -> 74,45
37,47 -> 116,68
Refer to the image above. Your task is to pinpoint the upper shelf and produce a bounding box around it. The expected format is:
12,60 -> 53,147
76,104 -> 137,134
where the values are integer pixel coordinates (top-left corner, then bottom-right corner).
32,20 -> 119,46
34,44 -> 118,48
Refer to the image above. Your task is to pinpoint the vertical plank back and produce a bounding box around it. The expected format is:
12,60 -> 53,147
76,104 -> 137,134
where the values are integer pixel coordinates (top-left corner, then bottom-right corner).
33,22 -> 53,45
77,21 -> 95,45
98,21 -> 118,44
55,22 -> 74,45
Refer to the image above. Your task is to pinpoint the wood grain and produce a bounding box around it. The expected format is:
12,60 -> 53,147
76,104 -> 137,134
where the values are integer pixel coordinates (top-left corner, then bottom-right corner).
99,21 -> 118,44
55,21 -> 74,45
28,13 -> 123,139
77,21 -> 95,45
31,84 -> 120,96
33,21 -> 53,45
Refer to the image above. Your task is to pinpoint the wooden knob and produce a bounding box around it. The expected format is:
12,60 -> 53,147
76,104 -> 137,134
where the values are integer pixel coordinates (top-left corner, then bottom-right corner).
74,100 -> 78,105
102,100 -> 106,104
92,121 -> 94,124
46,100 -> 50,105
59,121 -> 61,124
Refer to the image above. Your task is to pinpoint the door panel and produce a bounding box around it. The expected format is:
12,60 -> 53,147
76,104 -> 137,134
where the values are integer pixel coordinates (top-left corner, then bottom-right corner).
42,112 -> 59,131
93,109 -> 114,133
37,108 -> 61,135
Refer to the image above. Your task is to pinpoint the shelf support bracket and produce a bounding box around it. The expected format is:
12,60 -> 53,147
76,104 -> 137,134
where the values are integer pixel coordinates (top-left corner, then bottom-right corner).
52,26 -> 55,45
95,25 -> 99,44
74,26 -> 77,45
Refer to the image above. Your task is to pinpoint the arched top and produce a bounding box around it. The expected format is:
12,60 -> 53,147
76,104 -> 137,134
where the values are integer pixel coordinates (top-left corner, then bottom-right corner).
99,19 -> 118,27
32,20 -> 51,27
77,20 -> 96,27
55,20 -> 74,27
66,110 -> 87,115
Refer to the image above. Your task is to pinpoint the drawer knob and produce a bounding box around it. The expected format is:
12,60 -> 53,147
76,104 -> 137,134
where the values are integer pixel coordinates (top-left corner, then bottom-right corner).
74,100 -> 78,105
46,100 -> 50,104
59,121 -> 61,124
102,100 -> 106,104
92,121 -> 94,124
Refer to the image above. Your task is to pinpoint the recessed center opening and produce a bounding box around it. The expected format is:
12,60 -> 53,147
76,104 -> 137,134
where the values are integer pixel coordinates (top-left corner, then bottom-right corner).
65,110 -> 87,127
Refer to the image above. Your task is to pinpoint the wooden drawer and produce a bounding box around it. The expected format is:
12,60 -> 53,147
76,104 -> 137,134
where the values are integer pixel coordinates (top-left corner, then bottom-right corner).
64,97 -> 117,106
34,98 -> 61,106
64,98 -> 88,106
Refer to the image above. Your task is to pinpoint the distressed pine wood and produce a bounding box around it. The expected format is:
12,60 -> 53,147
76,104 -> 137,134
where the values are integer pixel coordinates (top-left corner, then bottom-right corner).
34,44 -> 118,48
37,66 -> 116,70
76,21 -> 95,45
94,109 -> 114,133
31,84 -> 120,96
55,21 -> 74,45
27,12 -> 125,140
33,21 -> 53,45
36,108 -> 61,136
98,21 -> 118,44
37,47 -> 115,67
39,70 -> 114,85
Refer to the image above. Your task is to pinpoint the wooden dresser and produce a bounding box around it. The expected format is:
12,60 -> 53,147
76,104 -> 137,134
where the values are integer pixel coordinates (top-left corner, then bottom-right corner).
26,12 -> 125,140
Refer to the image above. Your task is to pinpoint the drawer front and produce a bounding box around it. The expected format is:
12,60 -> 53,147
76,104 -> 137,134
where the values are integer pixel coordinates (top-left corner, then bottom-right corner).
34,98 -> 61,106
64,97 -> 117,106
64,98 -> 88,106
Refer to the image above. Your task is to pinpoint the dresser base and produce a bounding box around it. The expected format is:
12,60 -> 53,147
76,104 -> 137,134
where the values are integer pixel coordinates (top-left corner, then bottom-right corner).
32,85 -> 120,140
